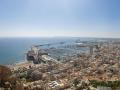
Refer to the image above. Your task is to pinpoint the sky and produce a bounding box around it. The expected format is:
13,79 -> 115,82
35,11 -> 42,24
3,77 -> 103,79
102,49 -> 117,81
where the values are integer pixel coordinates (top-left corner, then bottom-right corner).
0,0 -> 120,38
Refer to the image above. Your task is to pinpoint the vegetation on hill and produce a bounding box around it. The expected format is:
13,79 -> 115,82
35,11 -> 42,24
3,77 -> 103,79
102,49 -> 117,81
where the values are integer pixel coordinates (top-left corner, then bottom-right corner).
0,65 -> 24,90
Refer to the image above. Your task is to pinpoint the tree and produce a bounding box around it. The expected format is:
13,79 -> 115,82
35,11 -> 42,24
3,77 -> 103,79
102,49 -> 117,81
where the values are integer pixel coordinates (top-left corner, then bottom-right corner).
0,65 -> 12,86
73,78 -> 79,87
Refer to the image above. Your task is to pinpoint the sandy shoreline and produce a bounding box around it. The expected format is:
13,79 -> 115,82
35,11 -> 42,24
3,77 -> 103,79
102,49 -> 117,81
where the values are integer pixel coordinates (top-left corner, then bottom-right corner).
6,60 -> 33,70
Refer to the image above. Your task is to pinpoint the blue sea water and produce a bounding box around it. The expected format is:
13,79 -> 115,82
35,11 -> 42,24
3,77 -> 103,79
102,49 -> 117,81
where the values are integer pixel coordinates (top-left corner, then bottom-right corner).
0,37 -> 79,65
0,37 -> 114,65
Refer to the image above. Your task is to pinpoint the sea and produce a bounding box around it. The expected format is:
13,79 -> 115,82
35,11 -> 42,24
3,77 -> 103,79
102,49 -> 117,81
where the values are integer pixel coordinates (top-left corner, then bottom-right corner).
0,37 -> 116,65
0,37 -> 81,65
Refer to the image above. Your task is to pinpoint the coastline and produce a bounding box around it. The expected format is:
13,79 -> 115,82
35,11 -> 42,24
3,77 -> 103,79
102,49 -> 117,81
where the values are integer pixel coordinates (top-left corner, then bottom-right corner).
6,60 -> 32,70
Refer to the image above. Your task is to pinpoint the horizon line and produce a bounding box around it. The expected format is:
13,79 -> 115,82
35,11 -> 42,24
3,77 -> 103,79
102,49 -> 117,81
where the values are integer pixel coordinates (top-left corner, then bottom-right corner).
0,36 -> 120,39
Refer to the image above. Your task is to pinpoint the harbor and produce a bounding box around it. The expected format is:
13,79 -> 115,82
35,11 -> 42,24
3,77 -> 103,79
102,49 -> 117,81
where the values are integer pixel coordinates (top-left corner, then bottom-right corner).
1,39 -> 120,90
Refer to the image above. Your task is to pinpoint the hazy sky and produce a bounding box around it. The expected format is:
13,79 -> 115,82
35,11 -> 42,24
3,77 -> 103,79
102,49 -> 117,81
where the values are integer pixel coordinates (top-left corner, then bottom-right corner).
0,0 -> 120,38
